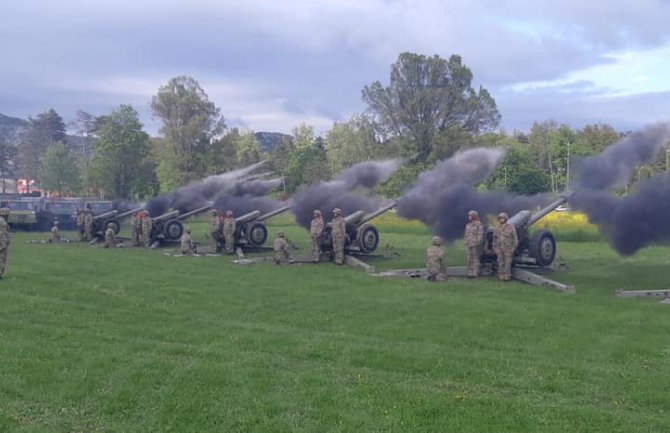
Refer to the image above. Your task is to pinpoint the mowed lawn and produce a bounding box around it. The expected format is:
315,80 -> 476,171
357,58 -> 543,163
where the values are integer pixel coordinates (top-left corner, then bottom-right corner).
1,216 -> 669,432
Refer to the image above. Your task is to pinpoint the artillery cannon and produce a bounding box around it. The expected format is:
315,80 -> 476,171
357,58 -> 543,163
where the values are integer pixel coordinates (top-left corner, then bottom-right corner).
150,204 -> 214,243
481,195 -> 569,268
225,205 -> 292,249
321,201 -> 397,254
91,207 -> 144,238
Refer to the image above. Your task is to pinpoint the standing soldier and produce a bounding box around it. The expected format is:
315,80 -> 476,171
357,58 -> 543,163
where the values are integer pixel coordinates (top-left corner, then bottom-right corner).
0,207 -> 10,280
181,227 -> 195,255
104,225 -> 116,248
309,209 -> 324,263
464,210 -> 485,278
83,205 -> 94,241
223,210 -> 236,254
76,209 -> 85,241
273,230 -> 290,265
331,208 -> 346,265
130,211 -> 141,246
426,236 -> 447,281
209,209 -> 222,252
50,220 -> 61,243
493,212 -> 518,281
141,210 -> 153,248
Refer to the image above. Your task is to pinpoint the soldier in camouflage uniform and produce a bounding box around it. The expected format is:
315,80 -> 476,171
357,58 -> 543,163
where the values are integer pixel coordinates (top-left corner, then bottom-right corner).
492,212 -> 518,281
330,208 -> 346,265
76,209 -> 85,241
181,227 -> 195,255
273,230 -> 290,265
464,210 -> 485,278
141,211 -> 153,248
223,210 -> 236,254
309,209 -> 324,263
130,212 -> 141,246
0,207 -> 10,280
104,225 -> 116,248
209,209 -> 222,252
426,236 -> 447,281
50,221 -> 61,243
83,206 -> 94,241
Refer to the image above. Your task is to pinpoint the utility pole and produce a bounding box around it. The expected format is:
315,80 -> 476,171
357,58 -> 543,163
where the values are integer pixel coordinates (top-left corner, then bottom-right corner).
566,142 -> 571,192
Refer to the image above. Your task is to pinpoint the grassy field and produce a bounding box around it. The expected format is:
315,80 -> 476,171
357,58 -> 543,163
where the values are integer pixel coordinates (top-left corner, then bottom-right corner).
1,214 -> 669,432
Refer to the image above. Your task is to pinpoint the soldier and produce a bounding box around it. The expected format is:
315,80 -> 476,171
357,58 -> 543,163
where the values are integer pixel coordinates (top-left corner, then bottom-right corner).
223,210 -> 236,254
209,209 -> 222,252
0,207 -> 10,280
309,209 -> 324,263
50,220 -> 61,243
493,212 -> 518,281
273,230 -> 290,265
130,211 -> 141,246
76,209 -> 85,241
464,210 -> 485,278
181,227 -> 195,255
104,225 -> 116,248
141,210 -> 153,248
426,236 -> 447,281
83,205 -> 94,241
331,208 -> 346,265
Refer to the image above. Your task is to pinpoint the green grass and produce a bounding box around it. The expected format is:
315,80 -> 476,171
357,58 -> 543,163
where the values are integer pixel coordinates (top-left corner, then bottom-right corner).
1,219 -> 669,432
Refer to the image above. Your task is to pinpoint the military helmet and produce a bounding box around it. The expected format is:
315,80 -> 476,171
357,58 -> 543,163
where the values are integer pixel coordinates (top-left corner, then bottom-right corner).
333,208 -> 342,215
185,227 -> 192,233
313,209 -> 321,217
0,207 -> 10,217
210,209 -> 218,215
432,236 -> 442,246
226,210 -> 234,217
468,210 -> 479,217
498,212 -> 509,220
277,229 -> 285,237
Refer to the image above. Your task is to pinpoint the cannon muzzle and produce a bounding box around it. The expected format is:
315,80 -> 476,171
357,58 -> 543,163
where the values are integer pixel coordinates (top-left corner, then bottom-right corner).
235,210 -> 262,224
257,205 -> 291,222
177,204 -> 213,221
154,210 -> 180,221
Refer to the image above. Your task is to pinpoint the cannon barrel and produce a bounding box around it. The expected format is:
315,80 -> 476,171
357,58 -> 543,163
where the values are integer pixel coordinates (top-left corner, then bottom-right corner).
177,204 -> 213,221
527,195 -> 569,227
257,205 -> 291,222
93,210 -> 118,221
235,210 -> 262,224
154,210 -> 180,221
358,200 -> 397,225
116,207 -> 144,219
343,210 -> 366,225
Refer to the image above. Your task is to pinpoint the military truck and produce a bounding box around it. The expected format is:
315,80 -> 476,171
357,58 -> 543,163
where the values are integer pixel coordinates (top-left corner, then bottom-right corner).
6,198 -> 40,231
38,198 -> 79,230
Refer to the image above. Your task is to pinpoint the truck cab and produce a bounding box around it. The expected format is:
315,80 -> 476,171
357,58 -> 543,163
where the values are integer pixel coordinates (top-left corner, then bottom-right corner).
6,199 -> 40,231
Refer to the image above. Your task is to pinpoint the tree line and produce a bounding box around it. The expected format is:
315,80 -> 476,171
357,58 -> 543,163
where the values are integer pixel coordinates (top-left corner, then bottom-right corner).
1,52 -> 666,199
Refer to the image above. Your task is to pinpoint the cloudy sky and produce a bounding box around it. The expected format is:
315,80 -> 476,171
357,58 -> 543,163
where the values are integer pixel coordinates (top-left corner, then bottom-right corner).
2,0 -> 669,135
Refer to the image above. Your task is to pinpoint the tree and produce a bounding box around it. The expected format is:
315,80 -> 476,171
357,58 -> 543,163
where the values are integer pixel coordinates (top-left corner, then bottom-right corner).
325,115 -> 382,175
19,108 -> 67,182
40,142 -> 81,195
0,139 -> 17,193
284,138 -> 329,193
90,105 -> 152,199
151,76 -> 226,187
236,131 -> 262,167
362,52 -> 500,162
69,110 -> 99,193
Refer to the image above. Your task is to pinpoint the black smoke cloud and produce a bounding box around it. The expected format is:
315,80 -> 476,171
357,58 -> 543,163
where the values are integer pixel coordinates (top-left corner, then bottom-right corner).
291,160 -> 399,228
397,148 -> 547,241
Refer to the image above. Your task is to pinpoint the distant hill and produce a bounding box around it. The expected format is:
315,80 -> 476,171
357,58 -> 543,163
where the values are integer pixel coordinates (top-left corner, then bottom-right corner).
0,113 -> 29,144
254,131 -> 293,152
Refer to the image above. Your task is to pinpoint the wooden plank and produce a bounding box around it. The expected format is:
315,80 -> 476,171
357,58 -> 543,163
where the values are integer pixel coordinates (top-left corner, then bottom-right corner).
616,289 -> 670,299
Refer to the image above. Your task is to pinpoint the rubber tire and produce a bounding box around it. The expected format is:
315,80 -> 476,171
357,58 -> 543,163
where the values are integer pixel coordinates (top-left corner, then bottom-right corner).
163,219 -> 184,241
529,229 -> 556,267
246,222 -> 268,247
358,225 -> 379,254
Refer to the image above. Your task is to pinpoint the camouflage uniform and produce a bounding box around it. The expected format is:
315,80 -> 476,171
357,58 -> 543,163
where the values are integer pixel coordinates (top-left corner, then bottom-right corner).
426,236 -> 447,281
273,230 -> 290,265
181,228 -> 194,255
331,208 -> 346,265
50,223 -> 61,243
309,210 -> 324,263
223,210 -> 236,254
104,226 -> 116,248
493,212 -> 518,281
141,212 -> 153,247
209,210 -> 222,252
464,210 -> 485,277
83,209 -> 94,241
0,208 -> 10,279
76,210 -> 85,241
130,213 -> 141,246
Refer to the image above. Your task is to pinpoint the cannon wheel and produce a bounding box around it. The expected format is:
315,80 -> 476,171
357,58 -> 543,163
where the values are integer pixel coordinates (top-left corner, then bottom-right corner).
358,225 -> 379,254
163,219 -> 184,241
246,222 -> 268,247
105,219 -> 121,235
529,229 -> 556,267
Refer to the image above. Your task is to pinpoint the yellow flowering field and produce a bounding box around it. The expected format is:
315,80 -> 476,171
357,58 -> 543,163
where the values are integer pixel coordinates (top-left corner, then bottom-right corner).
532,210 -> 601,241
